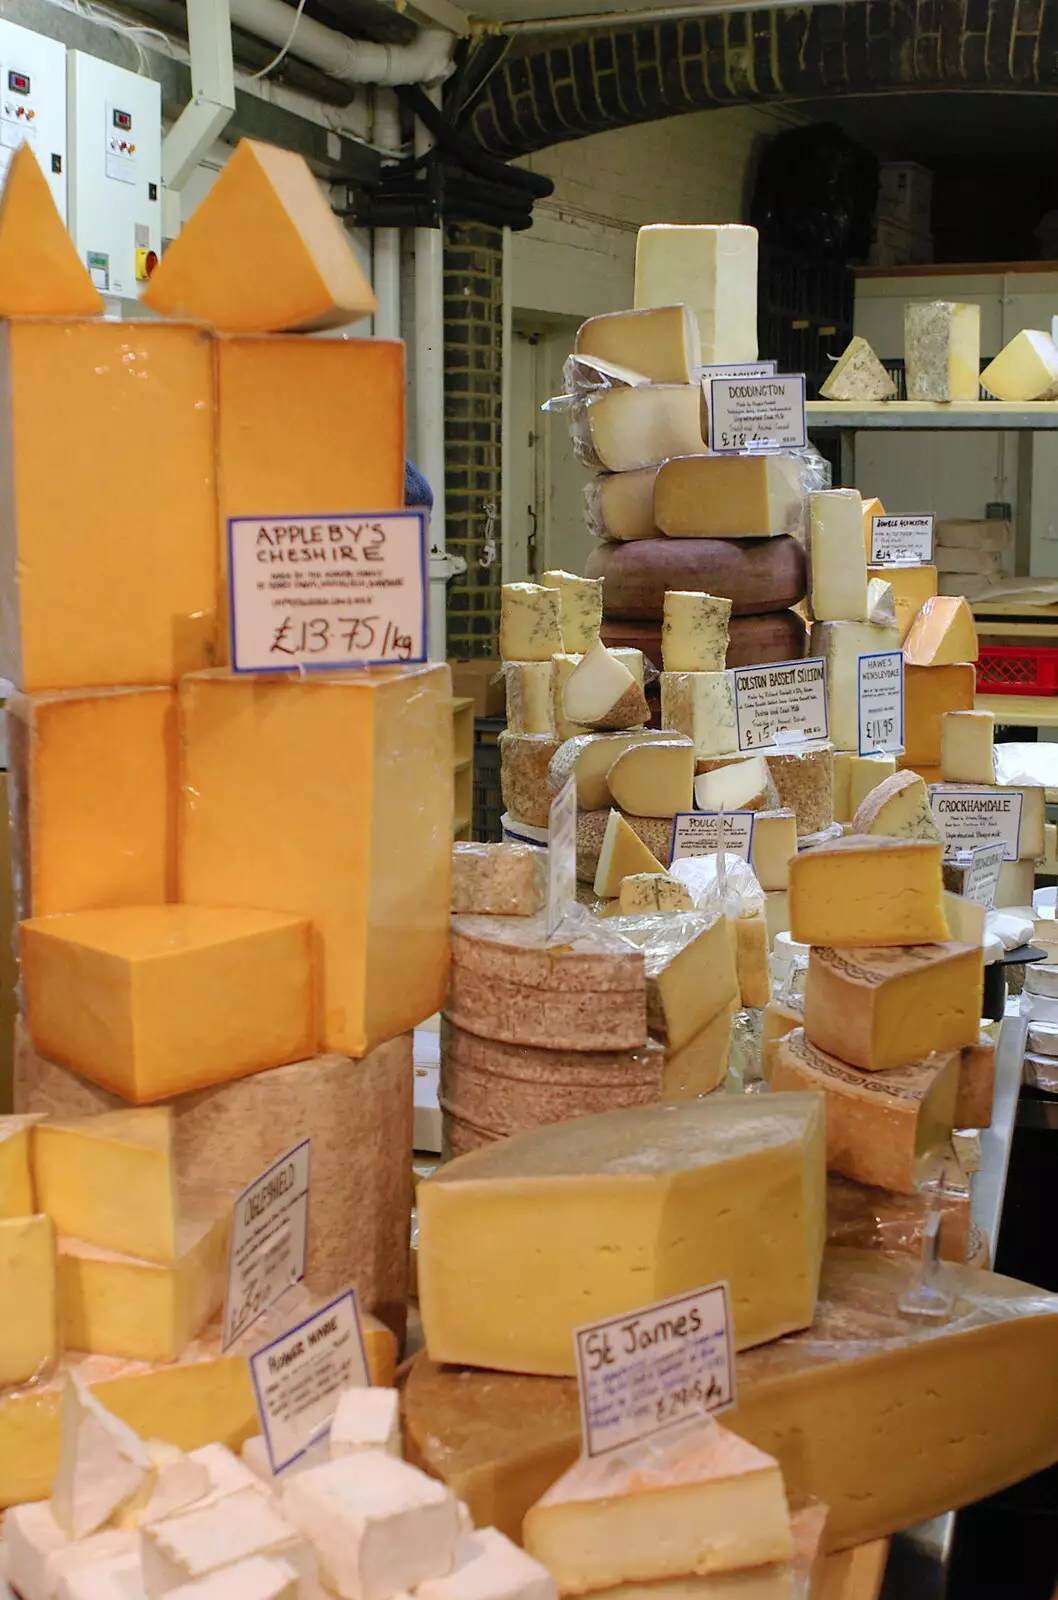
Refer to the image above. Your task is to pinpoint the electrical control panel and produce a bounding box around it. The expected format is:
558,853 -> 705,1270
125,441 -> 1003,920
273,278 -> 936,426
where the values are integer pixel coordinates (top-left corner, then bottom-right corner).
67,51 -> 160,301
0,19 -> 67,217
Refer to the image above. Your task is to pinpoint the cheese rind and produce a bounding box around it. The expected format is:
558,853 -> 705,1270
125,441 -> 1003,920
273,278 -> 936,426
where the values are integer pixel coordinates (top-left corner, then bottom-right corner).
501,734 -> 563,829
904,301 -> 981,401
144,138 -> 376,331
500,586 -> 564,663
662,591 -> 732,672
941,710 -> 995,783
804,943 -> 983,1072
807,622 -> 901,750
819,337 -> 896,401
21,907 -> 315,1104
957,1035 -> 995,1127
0,1213 -> 57,1387
576,810 -> 673,885
980,328 -> 1058,400
0,145 -> 103,317
851,770 -> 941,842
541,571 -> 604,655
789,835 -> 949,946
634,225 -> 758,363
654,456 -> 804,538
660,672 -> 738,758
763,746 -> 835,837
417,1095 -> 826,1374
606,740 -> 695,818
807,490 -> 868,622
575,305 -> 700,385
750,811 -> 798,892
903,595 -> 978,666
593,811 -> 667,897
452,843 -> 545,917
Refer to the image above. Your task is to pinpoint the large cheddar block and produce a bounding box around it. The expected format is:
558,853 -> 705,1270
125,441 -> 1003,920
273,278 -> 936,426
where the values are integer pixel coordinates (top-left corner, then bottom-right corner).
634,225 -> 758,363
7,687 -> 177,920
804,943 -> 983,1071
31,1108 -> 179,1264
22,907 -> 314,1104
416,1096 -> 826,1374
0,1114 -> 38,1219
179,665 -> 453,1057
789,835 -> 949,947
0,1213 -> 58,1386
902,663 -> 976,766
769,1030 -> 958,1192
0,144 -> 103,317
654,455 -> 804,538
144,139 -> 376,332
402,1252 -> 1058,1553
867,563 -> 937,644
0,320 -> 218,690
806,490 -> 868,622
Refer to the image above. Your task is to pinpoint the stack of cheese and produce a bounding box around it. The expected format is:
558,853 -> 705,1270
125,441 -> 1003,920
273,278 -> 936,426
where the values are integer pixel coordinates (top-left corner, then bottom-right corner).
562,224 -> 808,671
934,517 -> 1012,597
2,1358 -> 560,1600
764,832 -> 989,1267
2,137 -> 450,1443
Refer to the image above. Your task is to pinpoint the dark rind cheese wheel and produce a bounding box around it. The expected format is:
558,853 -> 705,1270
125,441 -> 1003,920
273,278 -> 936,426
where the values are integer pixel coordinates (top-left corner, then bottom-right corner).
602,611 -> 808,670
586,534 -> 807,618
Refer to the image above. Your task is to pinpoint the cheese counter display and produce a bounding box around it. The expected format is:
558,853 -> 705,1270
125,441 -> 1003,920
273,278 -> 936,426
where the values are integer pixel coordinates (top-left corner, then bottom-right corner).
0,172 -> 1056,1600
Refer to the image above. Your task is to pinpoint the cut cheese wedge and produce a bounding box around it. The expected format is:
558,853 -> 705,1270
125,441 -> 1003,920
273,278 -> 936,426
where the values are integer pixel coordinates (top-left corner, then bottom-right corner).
980,328 -> 1058,401
549,730 -> 673,811
501,585 -> 563,663
654,456 -> 803,538
144,139 -> 376,332
694,754 -> 773,813
3,1510 -> 137,1600
851,770 -> 941,842
32,1111 -> 178,1265
0,1213 -> 57,1387
867,576 -> 897,627
523,1423 -> 792,1591
819,337 -> 896,402
563,642 -> 649,731
804,942 -> 983,1072
750,810 -> 797,892
807,489 -> 868,622
416,1095 -> 825,1374
611,911 -> 740,1049
593,811 -> 667,897
904,302 -> 980,401
51,1375 -> 153,1539
660,672 -> 738,759
574,305 -> 700,385
903,594 -> 978,666
634,224 -> 758,364
606,739 -> 695,818
0,144 -> 103,317
789,835 -> 949,947
660,1005 -> 734,1099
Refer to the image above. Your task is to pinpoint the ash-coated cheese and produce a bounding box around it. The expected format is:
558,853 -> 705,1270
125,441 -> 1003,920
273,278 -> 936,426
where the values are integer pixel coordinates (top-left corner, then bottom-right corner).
904,595 -> 978,666
500,734 -> 562,830
662,590 -> 732,671
416,1095 -> 825,1375
585,468 -> 660,542
904,301 -> 981,401
957,1035 -> 995,1127
807,490 -> 868,622
452,843 -> 545,917
851,770 -> 941,842
618,873 -> 694,913
402,1250 -> 1058,1553
789,835 -> 950,947
808,621 -> 901,750
751,810 -> 798,891
902,663 -> 976,765
609,912 -> 740,1049
500,585 -> 563,663
769,1029 -> 959,1193
634,224 -> 758,364
980,327 -> 1058,400
576,386 -> 705,472
576,810 -> 673,884
764,746 -> 835,836
593,810 -> 668,897
803,943 -> 983,1072
941,710 -> 995,783
540,570 -> 604,655
819,336 -> 897,401
549,730 -> 669,811
606,740 -> 695,818
574,304 -> 700,385
505,663 -> 554,736
660,671 -> 738,758
448,913 -> 647,1053
868,564 -> 938,644
0,1213 -> 57,1387
654,455 -> 804,539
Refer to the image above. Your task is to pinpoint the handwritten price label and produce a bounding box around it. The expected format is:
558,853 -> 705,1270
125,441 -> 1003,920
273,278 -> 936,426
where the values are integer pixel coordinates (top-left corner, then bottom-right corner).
732,658 -> 828,752
707,374 -> 807,454
670,811 -> 754,863
223,1140 -> 310,1350
227,512 -> 428,672
574,1283 -> 735,1458
857,651 -> 904,756
870,515 -> 934,565
250,1289 -> 369,1476
929,785 -> 1024,862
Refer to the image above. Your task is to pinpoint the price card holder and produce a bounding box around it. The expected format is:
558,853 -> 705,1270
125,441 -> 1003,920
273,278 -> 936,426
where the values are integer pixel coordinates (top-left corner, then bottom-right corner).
546,775 -> 578,940
856,650 -> 904,756
223,1139 -> 310,1350
671,811 -> 754,863
227,511 -> 428,672
928,785 -> 1023,862
573,1283 -> 735,1460
732,659 -> 828,752
898,1175 -> 955,1323
250,1287 -> 369,1476
699,361 -> 777,385
706,375 -> 807,454
964,841 -> 1006,908
870,515 -> 934,565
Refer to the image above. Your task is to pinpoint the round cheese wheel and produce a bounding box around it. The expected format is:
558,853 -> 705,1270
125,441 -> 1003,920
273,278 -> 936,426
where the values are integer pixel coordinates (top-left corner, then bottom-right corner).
587,535 -> 807,618
602,610 -> 808,668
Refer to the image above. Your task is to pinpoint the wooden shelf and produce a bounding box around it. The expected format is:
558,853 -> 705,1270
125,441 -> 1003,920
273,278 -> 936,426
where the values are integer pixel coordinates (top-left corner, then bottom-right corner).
452,695 -> 474,767
976,693 -> 1058,728
807,400 -> 1058,430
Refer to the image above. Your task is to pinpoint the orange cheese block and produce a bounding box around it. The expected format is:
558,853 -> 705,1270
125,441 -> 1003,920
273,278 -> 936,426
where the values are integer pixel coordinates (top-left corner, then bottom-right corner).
901,663 -> 976,766
0,319 -> 218,691
144,139 -> 377,332
867,564 -> 937,645
7,687 -> 177,920
903,595 -> 979,666
860,496 -> 884,558
0,144 -> 103,317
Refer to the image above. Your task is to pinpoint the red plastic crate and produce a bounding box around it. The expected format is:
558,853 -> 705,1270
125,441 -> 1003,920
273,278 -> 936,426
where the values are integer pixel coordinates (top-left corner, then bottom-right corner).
976,644 -> 1058,696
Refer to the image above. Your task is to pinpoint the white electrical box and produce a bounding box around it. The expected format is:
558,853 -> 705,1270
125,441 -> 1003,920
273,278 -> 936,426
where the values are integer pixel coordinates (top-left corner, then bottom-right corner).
0,20 -> 67,217
67,51 -> 161,301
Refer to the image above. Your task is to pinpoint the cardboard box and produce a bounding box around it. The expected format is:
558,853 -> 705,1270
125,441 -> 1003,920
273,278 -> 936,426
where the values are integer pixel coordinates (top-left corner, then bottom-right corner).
450,658 -> 505,718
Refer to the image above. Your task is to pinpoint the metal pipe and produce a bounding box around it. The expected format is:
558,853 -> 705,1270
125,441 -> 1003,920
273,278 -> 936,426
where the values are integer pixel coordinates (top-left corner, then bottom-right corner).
415,84 -> 448,658
372,89 -> 402,341
501,0 -> 828,30
228,0 -> 454,84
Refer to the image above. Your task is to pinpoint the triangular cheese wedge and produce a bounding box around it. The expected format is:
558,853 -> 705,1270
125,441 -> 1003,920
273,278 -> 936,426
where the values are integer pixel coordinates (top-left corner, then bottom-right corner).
144,138 -> 377,332
0,144 -> 103,316
51,1374 -> 153,1538
820,336 -> 896,402
594,809 -> 666,897
903,594 -> 978,666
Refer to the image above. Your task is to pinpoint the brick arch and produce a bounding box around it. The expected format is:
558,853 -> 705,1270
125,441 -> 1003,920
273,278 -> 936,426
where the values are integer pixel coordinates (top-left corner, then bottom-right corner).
467,0 -> 1058,159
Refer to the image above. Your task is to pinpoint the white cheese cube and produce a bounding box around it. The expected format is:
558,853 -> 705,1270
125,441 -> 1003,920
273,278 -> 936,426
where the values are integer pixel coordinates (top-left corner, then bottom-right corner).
808,490 -> 868,622
141,1487 -> 311,1596
3,1502 -> 136,1600
186,1445 -> 261,1505
329,1388 -> 401,1460
241,1434 -> 328,1484
981,328 -> 1058,400
281,1452 -> 461,1600
499,585 -> 562,663
662,591 -> 731,672
634,224 -> 758,363
904,302 -> 981,401
659,671 -> 738,759
51,1377 -> 154,1541
540,571 -> 603,655
163,1556 -> 299,1600
819,336 -> 896,401
54,1550 -> 146,1600
416,1528 -> 557,1600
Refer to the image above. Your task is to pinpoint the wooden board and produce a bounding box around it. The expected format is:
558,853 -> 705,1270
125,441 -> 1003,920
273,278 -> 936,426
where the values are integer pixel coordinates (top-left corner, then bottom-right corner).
588,534 -> 807,618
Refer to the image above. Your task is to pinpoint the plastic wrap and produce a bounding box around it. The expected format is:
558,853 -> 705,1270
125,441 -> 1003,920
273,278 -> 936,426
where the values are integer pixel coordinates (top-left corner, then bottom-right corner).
1025,1050 -> 1058,1093
583,468 -> 659,544
669,853 -> 766,920
603,910 -> 734,1045
993,741 -> 1058,790
551,386 -> 705,474
825,1161 -> 970,1265
451,841 -> 546,917
561,353 -> 648,396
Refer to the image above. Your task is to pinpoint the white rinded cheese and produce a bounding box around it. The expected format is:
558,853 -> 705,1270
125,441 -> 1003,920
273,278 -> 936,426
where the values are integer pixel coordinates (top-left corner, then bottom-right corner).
240,1434 -> 327,1484
1026,963 -> 1058,998
3,1503 -> 136,1600
660,671 -> 738,759
140,1487 -> 310,1595
807,490 -> 868,622
329,1388 -> 402,1460
504,662 -> 554,736
634,224 -> 758,363
499,585 -> 563,663
163,1556 -> 300,1600
540,570 -> 603,655
1027,1022 -> 1058,1058
904,302 -> 981,401
54,1551 -> 147,1600
51,1376 -> 153,1541
819,336 -> 896,401
981,328 -> 1058,401
416,1528 -> 557,1600
662,590 -> 731,672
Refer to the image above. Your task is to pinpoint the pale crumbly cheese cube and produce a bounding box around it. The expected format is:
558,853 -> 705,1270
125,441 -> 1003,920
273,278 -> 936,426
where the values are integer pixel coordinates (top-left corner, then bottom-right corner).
750,810 -> 798,892
606,739 -> 695,818
618,874 -> 694,914
523,1422 -> 792,1591
789,835 -> 950,947
504,662 -> 554,736
654,455 -> 804,538
580,387 -> 705,472
499,584 -> 563,663
549,730 -> 672,811
634,224 -> 758,363
280,1452 -> 461,1600
904,595 -> 978,666
867,576 -> 897,627
610,911 -> 740,1050
31,1109 -> 178,1264
804,943 -> 983,1073
162,1555 -> 300,1600
848,753 -> 897,817
416,1094 -> 825,1375
904,301 -> 981,401
54,1550 -> 147,1600
574,305 -> 700,385
593,811 -> 667,898
540,571 -> 603,655
981,328 -> 1058,400
141,1486 -> 310,1595
868,563 -> 938,644
941,710 -> 995,784
51,1375 -> 153,1540
0,1214 -> 57,1389
452,843 -> 545,917
694,754 -> 775,814
660,671 -> 738,759
586,468 -> 659,541
851,770 -> 941,842
807,621 -> 900,750
662,591 -> 731,672
819,335 -> 896,401
807,489 -> 868,622
417,1527 -> 556,1600
329,1387 -> 401,1460
499,734 -> 561,830
0,1114 -> 39,1219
